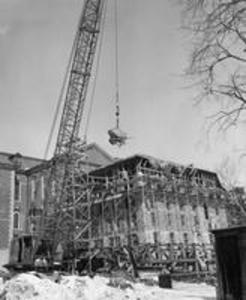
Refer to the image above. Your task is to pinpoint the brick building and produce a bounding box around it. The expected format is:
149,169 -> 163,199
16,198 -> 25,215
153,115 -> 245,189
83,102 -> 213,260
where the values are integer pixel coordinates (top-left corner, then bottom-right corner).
0,143 -> 113,266
0,152 -> 44,265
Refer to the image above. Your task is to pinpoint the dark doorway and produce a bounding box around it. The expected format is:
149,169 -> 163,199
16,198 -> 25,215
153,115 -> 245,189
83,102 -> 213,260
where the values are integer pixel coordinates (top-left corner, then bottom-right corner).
216,235 -> 242,300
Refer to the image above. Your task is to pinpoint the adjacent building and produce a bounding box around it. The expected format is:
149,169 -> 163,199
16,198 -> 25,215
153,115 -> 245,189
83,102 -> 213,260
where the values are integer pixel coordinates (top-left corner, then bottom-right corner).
0,143 -> 114,266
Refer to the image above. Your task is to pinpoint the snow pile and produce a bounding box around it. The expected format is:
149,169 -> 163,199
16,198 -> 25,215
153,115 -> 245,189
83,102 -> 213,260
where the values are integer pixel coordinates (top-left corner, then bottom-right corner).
60,276 -> 121,300
4,273 -> 72,300
0,273 -> 216,300
0,278 -> 4,295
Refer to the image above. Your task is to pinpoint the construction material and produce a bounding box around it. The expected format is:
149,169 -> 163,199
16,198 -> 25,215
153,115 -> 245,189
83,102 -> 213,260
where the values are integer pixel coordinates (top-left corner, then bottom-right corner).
108,128 -> 128,146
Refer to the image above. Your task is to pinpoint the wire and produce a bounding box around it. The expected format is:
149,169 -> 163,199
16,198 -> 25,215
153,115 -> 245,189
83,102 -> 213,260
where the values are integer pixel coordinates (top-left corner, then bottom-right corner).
114,0 -> 120,128
83,0 -> 108,140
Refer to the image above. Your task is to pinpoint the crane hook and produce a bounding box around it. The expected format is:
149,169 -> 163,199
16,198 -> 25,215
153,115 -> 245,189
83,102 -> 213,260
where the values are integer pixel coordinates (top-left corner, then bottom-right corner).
108,100 -> 128,146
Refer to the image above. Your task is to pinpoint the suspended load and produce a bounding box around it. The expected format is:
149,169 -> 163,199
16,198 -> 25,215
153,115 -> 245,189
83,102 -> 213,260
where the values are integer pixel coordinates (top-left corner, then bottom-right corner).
108,0 -> 128,147
108,127 -> 128,146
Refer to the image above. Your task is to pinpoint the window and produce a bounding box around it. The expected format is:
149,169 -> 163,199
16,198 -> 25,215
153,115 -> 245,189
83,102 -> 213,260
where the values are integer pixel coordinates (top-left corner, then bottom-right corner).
168,213 -> 172,226
204,204 -> 209,219
14,176 -> 21,201
30,221 -> 36,234
51,180 -> 56,196
131,234 -> 139,246
40,176 -> 45,200
115,236 -> 121,247
13,212 -> 19,229
170,232 -> 175,244
183,232 -> 188,244
109,237 -> 114,247
153,231 -> 158,244
209,233 -> 214,244
31,180 -> 35,201
215,206 -> 219,216
151,212 -> 156,226
194,214 -> 199,226
181,214 -> 186,226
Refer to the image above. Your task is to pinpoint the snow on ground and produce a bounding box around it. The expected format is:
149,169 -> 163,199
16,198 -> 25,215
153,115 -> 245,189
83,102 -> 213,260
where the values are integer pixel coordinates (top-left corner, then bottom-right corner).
0,273 -> 216,300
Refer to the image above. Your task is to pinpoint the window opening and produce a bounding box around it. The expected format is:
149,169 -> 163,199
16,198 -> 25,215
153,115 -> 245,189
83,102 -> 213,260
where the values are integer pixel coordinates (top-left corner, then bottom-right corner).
170,232 -> 175,244
13,212 -> 19,229
14,176 -> 21,201
183,232 -> 188,244
204,203 -> 209,219
151,212 -> 156,226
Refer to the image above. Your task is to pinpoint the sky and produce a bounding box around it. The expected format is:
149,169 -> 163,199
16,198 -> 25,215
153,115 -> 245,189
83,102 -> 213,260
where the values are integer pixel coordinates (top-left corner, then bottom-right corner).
1,0 -> 246,185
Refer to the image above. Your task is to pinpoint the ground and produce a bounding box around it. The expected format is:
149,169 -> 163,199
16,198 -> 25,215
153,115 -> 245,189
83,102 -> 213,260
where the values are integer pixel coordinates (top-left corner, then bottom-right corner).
0,273 -> 216,300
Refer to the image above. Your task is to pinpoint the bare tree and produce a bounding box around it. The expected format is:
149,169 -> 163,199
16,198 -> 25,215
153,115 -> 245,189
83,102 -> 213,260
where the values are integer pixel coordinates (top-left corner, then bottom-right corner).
181,0 -> 246,131
217,156 -> 239,189
217,156 -> 246,225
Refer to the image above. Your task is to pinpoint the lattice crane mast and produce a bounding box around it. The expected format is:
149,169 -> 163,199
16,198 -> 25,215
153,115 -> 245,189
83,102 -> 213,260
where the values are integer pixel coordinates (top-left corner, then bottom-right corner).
56,0 -> 104,157
39,0 -> 106,263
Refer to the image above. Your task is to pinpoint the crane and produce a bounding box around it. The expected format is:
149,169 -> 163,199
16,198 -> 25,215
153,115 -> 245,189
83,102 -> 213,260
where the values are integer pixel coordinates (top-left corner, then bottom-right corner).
37,0 -> 106,267
9,0 -> 129,272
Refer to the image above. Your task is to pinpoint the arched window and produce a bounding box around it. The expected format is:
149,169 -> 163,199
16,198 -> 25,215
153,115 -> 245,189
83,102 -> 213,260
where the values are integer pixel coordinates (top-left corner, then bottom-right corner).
13,212 -> 19,229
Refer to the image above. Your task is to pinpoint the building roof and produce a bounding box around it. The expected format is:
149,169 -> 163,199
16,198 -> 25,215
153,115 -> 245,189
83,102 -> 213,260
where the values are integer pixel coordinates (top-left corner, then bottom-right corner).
90,153 -> 223,188
0,143 -> 114,173
0,142 -> 114,166
0,144 -> 222,188
212,225 -> 246,236
0,151 -> 45,170
83,143 -> 114,166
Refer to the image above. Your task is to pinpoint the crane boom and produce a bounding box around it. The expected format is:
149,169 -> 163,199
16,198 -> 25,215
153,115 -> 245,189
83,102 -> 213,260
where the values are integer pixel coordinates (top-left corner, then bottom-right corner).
56,0 -> 104,157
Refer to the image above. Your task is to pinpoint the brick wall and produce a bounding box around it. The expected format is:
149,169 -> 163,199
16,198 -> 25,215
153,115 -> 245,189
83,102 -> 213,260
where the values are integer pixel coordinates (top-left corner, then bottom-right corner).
0,168 -> 14,265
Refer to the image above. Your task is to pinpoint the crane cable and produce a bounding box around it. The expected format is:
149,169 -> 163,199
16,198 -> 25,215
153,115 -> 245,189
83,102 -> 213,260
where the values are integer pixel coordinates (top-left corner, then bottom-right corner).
43,6 -> 85,160
83,0 -> 109,140
114,0 -> 120,129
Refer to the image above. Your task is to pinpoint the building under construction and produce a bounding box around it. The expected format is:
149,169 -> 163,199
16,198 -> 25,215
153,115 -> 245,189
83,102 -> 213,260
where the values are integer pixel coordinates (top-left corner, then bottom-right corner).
0,144 -> 229,274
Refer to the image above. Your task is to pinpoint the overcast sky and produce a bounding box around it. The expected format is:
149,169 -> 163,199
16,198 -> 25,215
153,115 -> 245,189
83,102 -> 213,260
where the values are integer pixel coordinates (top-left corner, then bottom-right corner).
1,0 -> 246,185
